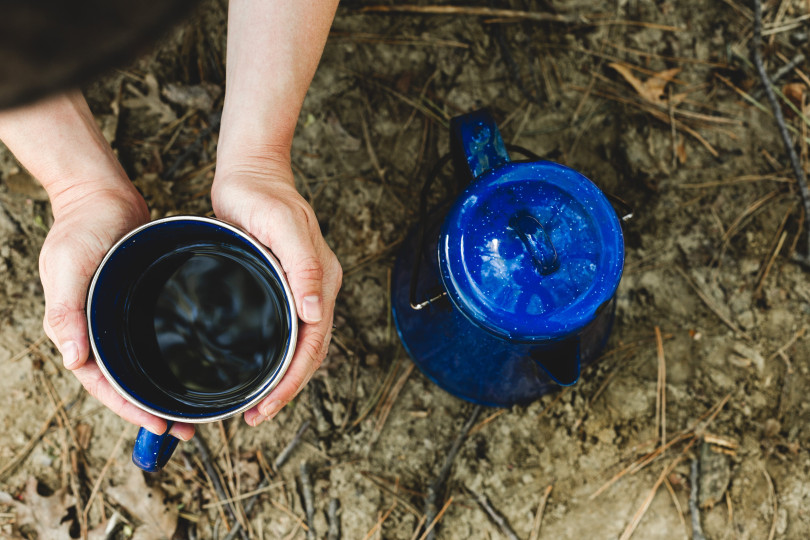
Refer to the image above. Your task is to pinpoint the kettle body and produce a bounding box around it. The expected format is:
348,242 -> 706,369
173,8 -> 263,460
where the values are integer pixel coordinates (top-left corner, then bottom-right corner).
391,110 -> 624,407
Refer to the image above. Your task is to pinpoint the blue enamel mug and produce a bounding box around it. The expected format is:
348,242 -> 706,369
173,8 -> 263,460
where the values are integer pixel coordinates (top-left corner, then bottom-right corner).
392,110 -> 624,407
87,216 -> 297,471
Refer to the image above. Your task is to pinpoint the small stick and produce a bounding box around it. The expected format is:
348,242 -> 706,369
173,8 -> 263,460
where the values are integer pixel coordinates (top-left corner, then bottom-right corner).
529,484 -> 553,540
619,451 -> 690,540
762,466 -> 778,540
355,5 -> 580,24
300,461 -> 317,540
689,459 -> 706,540
674,267 -> 749,339
372,363 -> 414,441
663,477 -> 689,539
4,334 -> 48,363
417,496 -> 453,540
193,435 -> 249,540
0,406 -> 59,480
423,405 -> 483,540
83,431 -> 127,523
202,482 -> 285,509
752,0 -> 810,264
469,488 -> 520,540
275,421 -> 311,472
362,501 -> 397,540
655,327 -> 667,449
223,422 -> 311,540
327,498 -> 340,540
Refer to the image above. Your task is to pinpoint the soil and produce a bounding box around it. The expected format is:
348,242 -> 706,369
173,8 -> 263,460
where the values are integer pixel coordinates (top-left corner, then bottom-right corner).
2,1 -> 810,539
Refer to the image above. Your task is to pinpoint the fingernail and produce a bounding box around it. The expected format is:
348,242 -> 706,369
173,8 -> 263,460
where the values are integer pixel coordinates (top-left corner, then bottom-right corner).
144,423 -> 165,436
260,400 -> 284,419
169,425 -> 191,441
61,341 -> 79,369
302,296 -> 322,323
252,414 -> 268,427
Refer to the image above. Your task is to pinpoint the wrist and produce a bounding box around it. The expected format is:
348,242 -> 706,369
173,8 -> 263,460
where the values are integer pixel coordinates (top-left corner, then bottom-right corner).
50,180 -> 148,224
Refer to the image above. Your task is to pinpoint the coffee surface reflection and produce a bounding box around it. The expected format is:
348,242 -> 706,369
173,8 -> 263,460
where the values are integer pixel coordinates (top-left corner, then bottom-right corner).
127,247 -> 286,401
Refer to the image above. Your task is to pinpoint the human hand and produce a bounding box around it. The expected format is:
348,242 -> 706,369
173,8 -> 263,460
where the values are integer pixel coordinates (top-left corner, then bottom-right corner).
211,156 -> 342,426
39,185 -> 196,441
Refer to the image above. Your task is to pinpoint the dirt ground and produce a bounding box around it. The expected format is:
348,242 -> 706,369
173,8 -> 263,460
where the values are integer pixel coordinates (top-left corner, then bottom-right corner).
2,0 -> 810,538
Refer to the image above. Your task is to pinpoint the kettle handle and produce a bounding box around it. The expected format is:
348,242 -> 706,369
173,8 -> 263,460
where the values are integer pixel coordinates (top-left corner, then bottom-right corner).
450,109 -> 511,184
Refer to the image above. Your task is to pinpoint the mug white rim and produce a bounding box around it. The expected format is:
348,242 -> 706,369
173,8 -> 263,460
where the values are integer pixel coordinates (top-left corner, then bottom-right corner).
86,215 -> 299,424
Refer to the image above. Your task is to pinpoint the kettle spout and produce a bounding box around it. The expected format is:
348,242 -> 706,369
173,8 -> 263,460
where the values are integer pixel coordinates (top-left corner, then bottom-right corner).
530,339 -> 581,386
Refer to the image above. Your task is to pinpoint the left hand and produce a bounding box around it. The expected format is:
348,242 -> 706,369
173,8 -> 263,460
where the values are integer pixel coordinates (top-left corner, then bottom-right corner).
211,157 -> 342,426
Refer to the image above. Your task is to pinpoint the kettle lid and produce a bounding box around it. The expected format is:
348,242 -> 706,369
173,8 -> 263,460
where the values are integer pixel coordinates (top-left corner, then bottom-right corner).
438,160 -> 624,342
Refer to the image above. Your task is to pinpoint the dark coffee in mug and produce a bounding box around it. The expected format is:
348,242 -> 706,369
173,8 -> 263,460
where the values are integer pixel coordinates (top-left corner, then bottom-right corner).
124,245 -> 290,406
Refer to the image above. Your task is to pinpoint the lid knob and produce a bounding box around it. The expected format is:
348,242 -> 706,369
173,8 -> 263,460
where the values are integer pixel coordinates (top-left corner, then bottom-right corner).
509,213 -> 559,275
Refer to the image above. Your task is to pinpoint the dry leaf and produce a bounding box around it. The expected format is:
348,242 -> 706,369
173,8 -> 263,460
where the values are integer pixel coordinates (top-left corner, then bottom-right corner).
782,82 -> 805,108
122,74 -> 177,124
0,477 -> 75,539
76,422 -> 93,451
609,63 -> 682,105
106,470 -> 178,540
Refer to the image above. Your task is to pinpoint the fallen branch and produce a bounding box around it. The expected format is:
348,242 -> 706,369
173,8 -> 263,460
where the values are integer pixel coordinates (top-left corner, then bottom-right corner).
752,0 -> 810,265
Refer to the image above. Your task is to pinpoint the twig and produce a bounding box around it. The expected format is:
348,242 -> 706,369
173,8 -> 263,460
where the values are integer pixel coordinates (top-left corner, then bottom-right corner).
354,5 -> 581,24
619,451 -> 691,540
223,422 -> 310,540
422,405 -> 483,540
762,466 -> 778,540
0,406 -> 59,480
362,500 -> 397,540
83,431 -> 127,525
689,459 -> 706,540
655,327 -> 667,449
529,485 -> 553,540
300,461 -> 317,540
417,496 -> 453,540
752,0 -> 810,264
674,267 -> 750,339
663,477 -> 689,539
327,498 -> 340,540
469,488 -> 520,540
193,435 -> 249,540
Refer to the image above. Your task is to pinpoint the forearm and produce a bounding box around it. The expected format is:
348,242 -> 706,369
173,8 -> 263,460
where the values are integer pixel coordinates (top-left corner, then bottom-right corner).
0,91 -> 144,217
216,0 -> 339,179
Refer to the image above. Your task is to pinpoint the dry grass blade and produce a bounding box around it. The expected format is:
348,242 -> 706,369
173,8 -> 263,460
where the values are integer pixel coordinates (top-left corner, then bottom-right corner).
529,485 -> 553,540
362,500 -> 397,540
372,362 -> 414,439
0,406 -> 59,481
663,477 -> 689,539
591,393 -> 731,499
355,5 -> 580,23
618,448 -> 692,540
83,431 -> 127,521
762,466 -> 778,540
674,267 -> 749,339
4,334 -> 47,364
655,326 -> 667,449
417,496 -> 453,540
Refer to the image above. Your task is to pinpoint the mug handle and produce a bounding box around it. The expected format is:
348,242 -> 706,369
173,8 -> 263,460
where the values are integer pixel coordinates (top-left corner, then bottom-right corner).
132,422 -> 180,472
450,108 -> 511,184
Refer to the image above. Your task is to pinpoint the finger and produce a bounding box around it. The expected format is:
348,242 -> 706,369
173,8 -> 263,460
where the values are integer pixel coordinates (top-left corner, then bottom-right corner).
247,320 -> 331,424
69,358 -> 198,439
39,248 -> 92,370
253,205 -> 324,325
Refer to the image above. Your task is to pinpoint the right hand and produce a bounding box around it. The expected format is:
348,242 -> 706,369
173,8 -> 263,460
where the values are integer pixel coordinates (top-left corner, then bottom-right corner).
38,185 -> 196,441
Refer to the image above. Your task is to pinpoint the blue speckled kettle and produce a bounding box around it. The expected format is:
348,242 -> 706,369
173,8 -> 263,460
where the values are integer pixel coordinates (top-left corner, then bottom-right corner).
391,110 -> 625,407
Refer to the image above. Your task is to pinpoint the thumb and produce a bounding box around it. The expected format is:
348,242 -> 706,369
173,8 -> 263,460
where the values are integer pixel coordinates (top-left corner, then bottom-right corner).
39,246 -> 92,370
